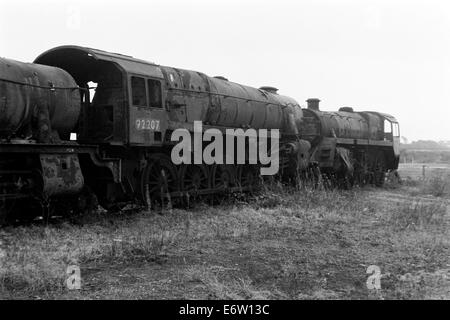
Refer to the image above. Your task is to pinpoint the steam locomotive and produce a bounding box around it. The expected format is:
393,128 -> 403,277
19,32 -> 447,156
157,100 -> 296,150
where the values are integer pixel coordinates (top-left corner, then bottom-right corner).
0,45 -> 400,222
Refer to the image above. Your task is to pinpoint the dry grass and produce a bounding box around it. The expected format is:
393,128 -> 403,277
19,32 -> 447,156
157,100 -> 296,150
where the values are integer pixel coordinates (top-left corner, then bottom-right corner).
0,179 -> 449,299
398,163 -> 450,198
423,172 -> 450,197
390,200 -> 447,231
184,265 -> 274,299
0,213 -> 185,297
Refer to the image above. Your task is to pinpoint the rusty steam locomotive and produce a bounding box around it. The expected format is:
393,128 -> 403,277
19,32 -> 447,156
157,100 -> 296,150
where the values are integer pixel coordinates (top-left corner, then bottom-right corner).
0,46 -> 400,223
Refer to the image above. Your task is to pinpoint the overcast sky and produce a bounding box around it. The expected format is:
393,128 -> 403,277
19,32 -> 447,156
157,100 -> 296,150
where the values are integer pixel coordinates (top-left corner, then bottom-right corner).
1,0 -> 449,141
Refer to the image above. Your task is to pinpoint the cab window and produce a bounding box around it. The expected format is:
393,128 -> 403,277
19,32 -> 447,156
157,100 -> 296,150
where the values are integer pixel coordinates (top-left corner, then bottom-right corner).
148,79 -> 162,108
384,120 -> 392,133
131,76 -> 147,106
383,119 -> 393,141
393,123 -> 400,137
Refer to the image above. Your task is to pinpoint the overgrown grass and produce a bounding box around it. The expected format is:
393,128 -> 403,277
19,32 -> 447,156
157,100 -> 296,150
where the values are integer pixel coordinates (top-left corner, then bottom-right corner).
390,200 -> 447,231
400,168 -> 450,198
0,180 -> 448,299
423,172 -> 450,197
0,213 -> 186,297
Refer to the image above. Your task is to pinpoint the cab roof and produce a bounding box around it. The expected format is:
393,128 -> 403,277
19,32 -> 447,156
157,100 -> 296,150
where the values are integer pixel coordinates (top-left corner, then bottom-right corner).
34,45 -> 164,79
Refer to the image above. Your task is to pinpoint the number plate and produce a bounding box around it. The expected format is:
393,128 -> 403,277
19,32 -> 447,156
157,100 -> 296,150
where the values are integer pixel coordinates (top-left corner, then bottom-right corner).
135,118 -> 161,131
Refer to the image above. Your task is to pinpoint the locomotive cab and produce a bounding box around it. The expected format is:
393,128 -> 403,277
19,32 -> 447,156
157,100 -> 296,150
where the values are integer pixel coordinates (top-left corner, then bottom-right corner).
34,45 -> 169,147
381,115 -> 400,157
366,111 -> 401,169
128,74 -> 168,145
35,46 -> 126,144
383,118 -> 400,142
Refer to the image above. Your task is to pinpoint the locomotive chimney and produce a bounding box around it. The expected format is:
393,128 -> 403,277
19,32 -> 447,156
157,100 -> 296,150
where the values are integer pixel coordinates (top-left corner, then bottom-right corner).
306,98 -> 320,111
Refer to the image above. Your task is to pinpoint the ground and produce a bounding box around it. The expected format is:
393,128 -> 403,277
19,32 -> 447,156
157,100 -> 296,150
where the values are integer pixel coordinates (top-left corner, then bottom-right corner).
0,164 -> 449,300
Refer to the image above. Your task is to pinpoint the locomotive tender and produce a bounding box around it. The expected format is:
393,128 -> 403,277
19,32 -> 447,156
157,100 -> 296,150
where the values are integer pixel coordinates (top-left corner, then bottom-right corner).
0,45 -> 400,222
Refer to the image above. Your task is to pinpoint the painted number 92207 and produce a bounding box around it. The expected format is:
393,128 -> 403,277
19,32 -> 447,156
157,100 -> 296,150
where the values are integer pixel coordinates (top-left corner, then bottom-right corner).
135,119 -> 161,131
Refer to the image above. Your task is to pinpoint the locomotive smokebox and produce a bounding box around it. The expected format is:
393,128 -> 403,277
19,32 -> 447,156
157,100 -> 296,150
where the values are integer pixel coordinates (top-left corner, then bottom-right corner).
306,98 -> 321,111
0,57 -> 81,141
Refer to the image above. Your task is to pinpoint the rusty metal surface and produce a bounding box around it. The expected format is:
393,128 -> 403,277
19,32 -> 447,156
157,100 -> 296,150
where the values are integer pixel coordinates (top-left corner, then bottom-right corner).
359,112 -> 382,140
0,142 -> 122,184
366,111 -> 398,124
34,45 -> 164,80
165,67 -> 302,131
0,57 -> 80,141
40,154 -> 84,197
318,111 -> 369,139
303,108 -> 386,141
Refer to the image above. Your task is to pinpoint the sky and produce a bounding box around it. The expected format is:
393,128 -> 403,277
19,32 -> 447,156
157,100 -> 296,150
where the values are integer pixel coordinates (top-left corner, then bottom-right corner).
1,0 -> 449,141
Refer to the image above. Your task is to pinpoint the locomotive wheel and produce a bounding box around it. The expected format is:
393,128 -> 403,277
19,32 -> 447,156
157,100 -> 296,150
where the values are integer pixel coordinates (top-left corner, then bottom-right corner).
180,164 -> 209,195
141,155 -> 178,208
237,165 -> 260,191
211,164 -> 236,190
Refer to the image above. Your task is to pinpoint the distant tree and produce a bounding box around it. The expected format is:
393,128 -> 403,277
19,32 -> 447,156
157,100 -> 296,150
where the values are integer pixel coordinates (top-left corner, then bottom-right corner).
438,141 -> 450,148
408,140 -> 445,150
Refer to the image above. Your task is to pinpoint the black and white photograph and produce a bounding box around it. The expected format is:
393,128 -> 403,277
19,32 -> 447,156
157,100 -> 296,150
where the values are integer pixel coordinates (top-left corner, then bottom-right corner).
0,0 -> 449,306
